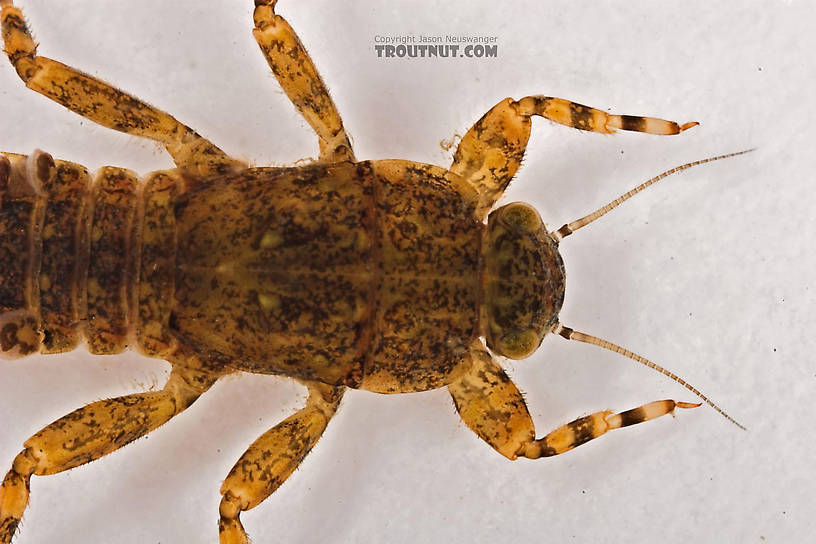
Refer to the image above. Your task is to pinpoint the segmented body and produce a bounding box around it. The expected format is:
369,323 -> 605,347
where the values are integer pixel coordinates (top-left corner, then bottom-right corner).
1,152 -> 138,357
0,153 -> 488,393
0,2 -> 738,542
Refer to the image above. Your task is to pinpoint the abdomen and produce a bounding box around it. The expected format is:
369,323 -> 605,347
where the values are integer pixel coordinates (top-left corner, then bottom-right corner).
0,151 -> 151,358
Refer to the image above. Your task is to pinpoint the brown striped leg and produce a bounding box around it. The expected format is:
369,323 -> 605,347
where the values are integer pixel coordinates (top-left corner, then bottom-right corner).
514,96 -> 698,136
0,365 -> 218,544
219,382 -> 343,544
520,399 -> 699,459
253,1 -> 355,163
451,96 -> 697,218
448,346 -> 699,461
0,2 -> 243,178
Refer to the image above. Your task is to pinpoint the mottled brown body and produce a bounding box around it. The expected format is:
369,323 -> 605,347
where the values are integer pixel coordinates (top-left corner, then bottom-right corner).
0,2 -> 733,543
1,154 -> 486,392
173,160 -> 482,392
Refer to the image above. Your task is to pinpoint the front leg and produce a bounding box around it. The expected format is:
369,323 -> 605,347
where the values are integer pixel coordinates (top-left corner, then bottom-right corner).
451,97 -> 697,218
448,346 -> 699,461
253,1 -> 355,163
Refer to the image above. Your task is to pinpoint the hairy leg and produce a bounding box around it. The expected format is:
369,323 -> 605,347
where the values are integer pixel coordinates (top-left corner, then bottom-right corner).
1,1 -> 243,178
0,365 -> 219,543
448,346 -> 698,460
451,97 -> 696,218
252,1 -> 355,163
219,381 -> 344,544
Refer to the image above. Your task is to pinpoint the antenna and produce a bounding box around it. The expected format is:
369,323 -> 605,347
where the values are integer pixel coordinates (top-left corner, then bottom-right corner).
551,149 -> 755,243
553,323 -> 746,430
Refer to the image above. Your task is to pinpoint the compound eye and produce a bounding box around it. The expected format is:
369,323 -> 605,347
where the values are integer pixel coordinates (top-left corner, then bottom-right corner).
495,329 -> 540,359
500,203 -> 542,234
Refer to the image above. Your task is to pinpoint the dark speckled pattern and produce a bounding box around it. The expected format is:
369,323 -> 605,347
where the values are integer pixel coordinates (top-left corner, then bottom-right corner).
172,160 -> 483,391
484,203 -> 565,358
0,2 -> 710,542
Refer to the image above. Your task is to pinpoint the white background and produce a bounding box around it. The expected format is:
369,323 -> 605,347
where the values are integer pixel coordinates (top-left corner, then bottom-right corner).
1,1 -> 813,543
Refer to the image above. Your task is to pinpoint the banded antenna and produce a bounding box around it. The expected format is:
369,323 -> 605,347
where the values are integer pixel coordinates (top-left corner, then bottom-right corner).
550,149 -> 754,430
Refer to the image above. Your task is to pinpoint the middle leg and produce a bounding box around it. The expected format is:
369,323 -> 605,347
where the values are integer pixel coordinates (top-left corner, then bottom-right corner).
451,97 -> 697,218
219,381 -> 344,544
252,1 -> 355,163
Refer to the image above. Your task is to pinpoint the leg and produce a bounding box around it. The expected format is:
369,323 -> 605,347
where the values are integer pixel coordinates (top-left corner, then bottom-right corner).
0,364 -> 218,543
451,97 -> 698,218
0,2 -> 243,178
219,381 -> 343,544
253,1 -> 355,163
448,346 -> 699,461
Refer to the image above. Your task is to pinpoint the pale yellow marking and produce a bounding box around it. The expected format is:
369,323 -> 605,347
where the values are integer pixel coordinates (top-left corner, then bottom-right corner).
260,230 -> 284,249
257,293 -> 280,311
215,262 -> 236,276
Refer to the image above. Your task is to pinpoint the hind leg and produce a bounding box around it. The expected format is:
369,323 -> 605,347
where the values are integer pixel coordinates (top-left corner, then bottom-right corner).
0,1 -> 242,178
0,365 -> 219,543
